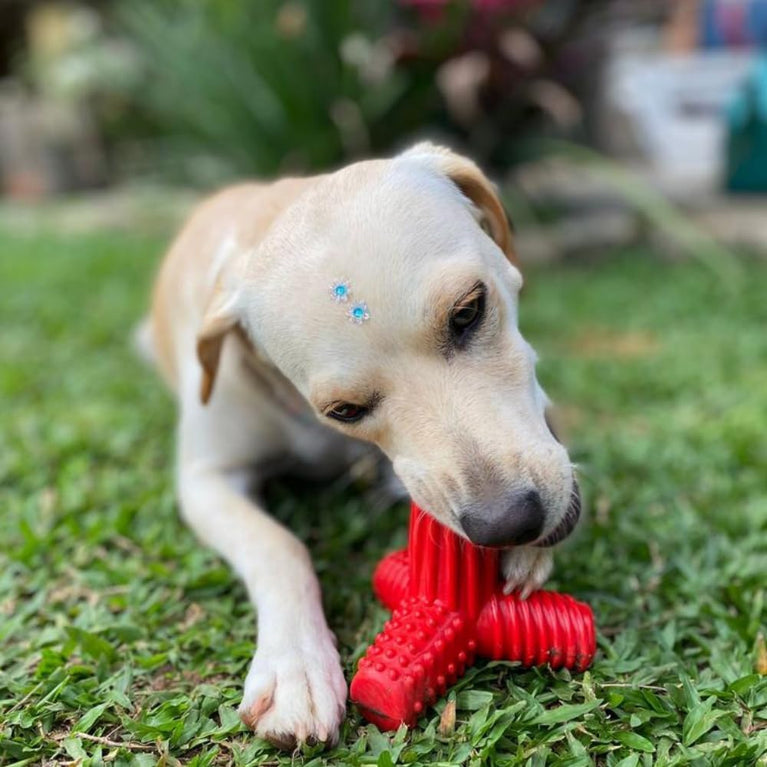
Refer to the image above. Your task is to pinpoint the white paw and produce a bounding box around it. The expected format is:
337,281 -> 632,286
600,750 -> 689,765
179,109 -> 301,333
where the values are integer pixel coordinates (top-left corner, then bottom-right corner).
501,546 -> 553,599
238,630 -> 347,749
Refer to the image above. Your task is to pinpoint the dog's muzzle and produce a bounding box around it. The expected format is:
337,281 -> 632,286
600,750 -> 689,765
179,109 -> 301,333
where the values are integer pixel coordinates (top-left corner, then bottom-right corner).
533,480 -> 581,548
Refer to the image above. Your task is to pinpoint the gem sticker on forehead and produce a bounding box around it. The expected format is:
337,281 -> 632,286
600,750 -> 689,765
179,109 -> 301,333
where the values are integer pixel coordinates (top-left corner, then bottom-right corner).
348,301 -> 370,324
330,279 -> 351,303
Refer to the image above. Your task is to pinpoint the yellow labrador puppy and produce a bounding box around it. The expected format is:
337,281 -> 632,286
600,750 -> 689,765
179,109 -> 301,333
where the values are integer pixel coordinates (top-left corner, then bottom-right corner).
142,143 -> 580,748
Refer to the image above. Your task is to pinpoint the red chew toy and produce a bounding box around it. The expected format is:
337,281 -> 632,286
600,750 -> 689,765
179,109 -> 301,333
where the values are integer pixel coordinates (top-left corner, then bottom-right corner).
350,502 -> 596,730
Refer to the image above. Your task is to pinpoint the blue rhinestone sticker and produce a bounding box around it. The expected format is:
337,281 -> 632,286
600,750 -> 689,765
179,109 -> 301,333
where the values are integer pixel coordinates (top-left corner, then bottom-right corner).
348,301 -> 370,324
330,279 -> 351,303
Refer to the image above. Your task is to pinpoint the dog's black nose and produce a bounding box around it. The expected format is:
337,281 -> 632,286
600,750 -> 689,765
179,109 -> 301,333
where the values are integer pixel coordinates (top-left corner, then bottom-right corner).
459,490 -> 545,547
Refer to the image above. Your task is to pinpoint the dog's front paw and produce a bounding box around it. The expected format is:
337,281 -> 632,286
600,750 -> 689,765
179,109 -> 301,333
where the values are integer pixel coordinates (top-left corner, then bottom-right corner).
501,546 -> 553,599
238,631 -> 347,749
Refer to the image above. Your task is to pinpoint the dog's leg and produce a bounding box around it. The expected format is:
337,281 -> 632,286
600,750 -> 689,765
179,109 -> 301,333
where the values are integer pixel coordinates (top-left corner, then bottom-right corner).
176,371 -> 346,747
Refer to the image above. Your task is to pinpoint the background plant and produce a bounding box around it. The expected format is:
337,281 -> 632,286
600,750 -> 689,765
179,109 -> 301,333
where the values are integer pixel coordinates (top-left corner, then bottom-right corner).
117,0 -> 607,182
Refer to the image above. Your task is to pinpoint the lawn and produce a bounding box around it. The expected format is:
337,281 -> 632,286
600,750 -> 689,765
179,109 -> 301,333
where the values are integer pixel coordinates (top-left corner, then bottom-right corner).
1,223 -> 766,767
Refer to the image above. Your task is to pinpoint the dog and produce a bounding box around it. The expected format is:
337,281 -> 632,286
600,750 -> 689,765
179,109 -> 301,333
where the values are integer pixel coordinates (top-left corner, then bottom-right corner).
140,143 -> 581,748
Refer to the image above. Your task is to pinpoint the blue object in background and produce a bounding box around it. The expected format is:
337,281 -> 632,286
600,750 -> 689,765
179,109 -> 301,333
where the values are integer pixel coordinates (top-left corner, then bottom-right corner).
725,56 -> 767,190
701,0 -> 767,48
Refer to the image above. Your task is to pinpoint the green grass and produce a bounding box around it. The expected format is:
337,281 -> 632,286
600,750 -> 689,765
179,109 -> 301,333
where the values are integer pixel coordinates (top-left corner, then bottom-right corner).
1,225 -> 766,767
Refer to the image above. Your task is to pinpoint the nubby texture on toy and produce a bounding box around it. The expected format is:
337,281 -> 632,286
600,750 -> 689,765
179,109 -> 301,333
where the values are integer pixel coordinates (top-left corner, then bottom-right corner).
350,502 -> 596,730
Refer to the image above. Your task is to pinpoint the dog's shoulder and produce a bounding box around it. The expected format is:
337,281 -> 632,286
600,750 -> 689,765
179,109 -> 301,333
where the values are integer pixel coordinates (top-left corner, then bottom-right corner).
149,177 -> 322,391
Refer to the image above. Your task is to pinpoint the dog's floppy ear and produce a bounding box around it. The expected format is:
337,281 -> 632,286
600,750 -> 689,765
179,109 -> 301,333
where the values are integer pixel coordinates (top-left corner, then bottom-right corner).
403,142 -> 518,267
196,281 -> 244,404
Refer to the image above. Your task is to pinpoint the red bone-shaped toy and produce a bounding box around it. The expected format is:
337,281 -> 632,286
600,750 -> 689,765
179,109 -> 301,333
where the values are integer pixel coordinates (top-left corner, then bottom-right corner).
350,502 -> 596,730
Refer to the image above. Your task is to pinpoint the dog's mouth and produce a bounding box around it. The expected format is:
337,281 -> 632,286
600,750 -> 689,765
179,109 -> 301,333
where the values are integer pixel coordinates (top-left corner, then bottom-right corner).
533,480 -> 581,548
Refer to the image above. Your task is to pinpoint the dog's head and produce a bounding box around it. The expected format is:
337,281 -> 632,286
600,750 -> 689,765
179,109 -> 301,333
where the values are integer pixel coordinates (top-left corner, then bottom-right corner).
198,143 -> 580,548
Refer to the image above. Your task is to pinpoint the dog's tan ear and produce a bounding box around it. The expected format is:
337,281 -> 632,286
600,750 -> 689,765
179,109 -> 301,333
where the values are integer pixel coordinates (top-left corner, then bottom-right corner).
196,282 -> 243,405
404,143 -> 517,266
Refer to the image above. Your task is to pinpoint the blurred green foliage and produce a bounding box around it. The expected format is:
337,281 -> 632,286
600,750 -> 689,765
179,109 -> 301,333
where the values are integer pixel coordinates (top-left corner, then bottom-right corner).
117,0 -> 602,182
119,0 -> 456,180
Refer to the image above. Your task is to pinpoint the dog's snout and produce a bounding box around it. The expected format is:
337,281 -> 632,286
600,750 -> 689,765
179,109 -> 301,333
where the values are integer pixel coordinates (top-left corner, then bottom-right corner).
459,489 -> 545,547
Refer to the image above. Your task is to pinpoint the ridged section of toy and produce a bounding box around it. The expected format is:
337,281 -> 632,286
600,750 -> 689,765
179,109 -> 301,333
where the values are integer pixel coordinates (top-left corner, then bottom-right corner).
476,590 -> 596,672
408,503 -> 499,618
350,596 -> 476,731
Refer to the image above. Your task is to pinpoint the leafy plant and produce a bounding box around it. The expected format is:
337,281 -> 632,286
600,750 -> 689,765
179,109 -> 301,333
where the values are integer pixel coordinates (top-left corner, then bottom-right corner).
118,0 -> 448,180
117,0 -> 611,182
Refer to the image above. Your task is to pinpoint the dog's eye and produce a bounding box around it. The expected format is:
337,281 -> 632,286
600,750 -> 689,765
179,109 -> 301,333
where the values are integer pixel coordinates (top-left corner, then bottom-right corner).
449,285 -> 485,343
326,402 -> 369,423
